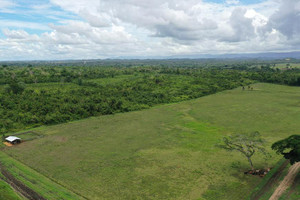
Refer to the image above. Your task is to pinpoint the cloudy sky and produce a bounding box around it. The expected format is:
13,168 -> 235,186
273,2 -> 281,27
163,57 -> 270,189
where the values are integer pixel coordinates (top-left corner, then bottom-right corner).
0,0 -> 299,60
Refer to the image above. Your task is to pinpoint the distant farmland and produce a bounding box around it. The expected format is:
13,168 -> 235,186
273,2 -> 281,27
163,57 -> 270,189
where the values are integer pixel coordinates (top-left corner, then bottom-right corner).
274,63 -> 300,69
3,83 -> 300,199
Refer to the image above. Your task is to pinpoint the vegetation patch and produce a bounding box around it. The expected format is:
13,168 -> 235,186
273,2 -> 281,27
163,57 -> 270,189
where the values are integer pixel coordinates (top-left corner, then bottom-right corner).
3,83 -> 300,199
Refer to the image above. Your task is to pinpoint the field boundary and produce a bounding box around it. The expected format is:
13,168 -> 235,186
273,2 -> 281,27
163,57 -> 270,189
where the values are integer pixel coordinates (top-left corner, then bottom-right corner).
249,159 -> 289,200
0,151 -> 88,200
0,162 -> 46,200
11,131 -> 44,141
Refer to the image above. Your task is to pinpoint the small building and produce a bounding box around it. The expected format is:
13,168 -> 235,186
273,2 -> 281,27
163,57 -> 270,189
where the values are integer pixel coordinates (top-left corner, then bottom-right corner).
5,136 -> 21,144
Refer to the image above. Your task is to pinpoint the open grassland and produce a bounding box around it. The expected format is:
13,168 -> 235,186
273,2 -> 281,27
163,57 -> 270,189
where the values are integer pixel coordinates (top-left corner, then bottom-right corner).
3,83 -> 300,200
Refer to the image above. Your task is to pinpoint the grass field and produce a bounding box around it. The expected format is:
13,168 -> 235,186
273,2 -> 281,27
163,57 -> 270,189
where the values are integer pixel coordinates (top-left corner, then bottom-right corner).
0,151 -> 83,199
274,63 -> 300,69
2,83 -> 300,199
0,175 -> 22,200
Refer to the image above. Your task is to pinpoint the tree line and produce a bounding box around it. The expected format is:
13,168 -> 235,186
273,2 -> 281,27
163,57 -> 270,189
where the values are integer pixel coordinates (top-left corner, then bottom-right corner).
1,64 -> 300,134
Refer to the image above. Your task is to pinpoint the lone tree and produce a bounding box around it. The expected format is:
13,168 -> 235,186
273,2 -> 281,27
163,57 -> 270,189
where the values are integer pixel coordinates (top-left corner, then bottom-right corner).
218,132 -> 268,170
272,135 -> 300,165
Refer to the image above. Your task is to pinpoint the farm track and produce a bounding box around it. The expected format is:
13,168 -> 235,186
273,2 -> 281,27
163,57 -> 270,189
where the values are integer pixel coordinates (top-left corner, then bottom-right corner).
286,172 -> 299,198
252,160 -> 289,200
269,162 -> 300,200
0,162 -> 46,200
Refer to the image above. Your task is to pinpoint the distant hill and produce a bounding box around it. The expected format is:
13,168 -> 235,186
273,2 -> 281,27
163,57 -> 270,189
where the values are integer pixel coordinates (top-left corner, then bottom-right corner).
121,51 -> 300,60
1,51 -> 300,63
207,51 -> 300,60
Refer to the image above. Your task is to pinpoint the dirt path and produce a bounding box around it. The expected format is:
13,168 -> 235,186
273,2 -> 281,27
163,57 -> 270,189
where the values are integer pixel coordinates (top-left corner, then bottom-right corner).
252,160 -> 289,200
269,162 -> 300,200
287,172 -> 300,199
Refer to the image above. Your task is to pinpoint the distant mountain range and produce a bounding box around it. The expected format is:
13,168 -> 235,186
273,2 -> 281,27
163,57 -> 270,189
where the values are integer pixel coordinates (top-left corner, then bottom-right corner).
113,51 -> 300,60
1,51 -> 300,63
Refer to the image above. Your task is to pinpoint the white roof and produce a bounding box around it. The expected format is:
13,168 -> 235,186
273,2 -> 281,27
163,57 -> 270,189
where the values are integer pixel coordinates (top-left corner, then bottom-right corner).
5,136 -> 21,142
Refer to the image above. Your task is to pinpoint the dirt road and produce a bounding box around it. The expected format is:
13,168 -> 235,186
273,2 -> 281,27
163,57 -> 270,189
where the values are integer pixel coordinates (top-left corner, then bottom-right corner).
252,160 -> 289,200
269,162 -> 300,200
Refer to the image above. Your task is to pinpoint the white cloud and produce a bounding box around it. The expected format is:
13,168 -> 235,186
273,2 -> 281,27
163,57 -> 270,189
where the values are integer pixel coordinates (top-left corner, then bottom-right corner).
0,0 -> 15,8
266,0 -> 300,39
0,20 -> 50,30
0,0 -> 17,13
0,0 -> 299,60
3,29 -> 29,39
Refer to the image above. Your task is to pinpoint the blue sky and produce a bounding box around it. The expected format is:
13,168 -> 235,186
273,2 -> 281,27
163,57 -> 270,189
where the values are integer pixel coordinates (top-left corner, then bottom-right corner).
0,0 -> 78,32
0,0 -> 299,60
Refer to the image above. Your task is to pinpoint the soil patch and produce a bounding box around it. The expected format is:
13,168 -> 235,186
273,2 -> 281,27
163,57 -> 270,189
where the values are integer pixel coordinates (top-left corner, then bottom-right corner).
3,142 -> 13,147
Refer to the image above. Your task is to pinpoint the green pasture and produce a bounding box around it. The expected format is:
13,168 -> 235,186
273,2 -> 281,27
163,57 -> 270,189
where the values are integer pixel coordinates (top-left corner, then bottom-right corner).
274,63 -> 300,69
3,83 -> 300,199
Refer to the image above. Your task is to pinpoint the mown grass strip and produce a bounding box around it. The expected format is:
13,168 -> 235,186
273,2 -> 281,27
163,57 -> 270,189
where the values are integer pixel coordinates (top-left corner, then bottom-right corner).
0,175 -> 23,200
0,151 -> 85,200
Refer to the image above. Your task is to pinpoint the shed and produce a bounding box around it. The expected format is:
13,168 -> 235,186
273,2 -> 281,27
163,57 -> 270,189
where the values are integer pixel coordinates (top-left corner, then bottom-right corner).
5,136 -> 21,144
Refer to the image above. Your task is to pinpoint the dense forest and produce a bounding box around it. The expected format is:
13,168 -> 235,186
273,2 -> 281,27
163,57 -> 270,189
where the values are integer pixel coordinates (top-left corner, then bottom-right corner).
1,60 -> 300,134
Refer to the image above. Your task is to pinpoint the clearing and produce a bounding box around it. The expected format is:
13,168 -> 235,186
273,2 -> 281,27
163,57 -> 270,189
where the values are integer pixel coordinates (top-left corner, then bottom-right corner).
2,83 -> 300,199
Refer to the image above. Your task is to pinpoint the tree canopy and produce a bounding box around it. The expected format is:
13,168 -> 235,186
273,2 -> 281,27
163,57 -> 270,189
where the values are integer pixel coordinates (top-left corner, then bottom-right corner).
271,135 -> 300,165
218,132 -> 268,170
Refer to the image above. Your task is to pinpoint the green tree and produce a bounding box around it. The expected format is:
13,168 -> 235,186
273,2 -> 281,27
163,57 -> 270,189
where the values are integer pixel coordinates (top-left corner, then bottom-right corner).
271,135 -> 300,165
5,81 -> 26,94
218,132 -> 268,170
77,78 -> 83,86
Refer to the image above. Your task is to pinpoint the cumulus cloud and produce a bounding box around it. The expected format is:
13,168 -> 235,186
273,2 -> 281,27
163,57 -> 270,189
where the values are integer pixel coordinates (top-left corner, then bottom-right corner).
3,29 -> 30,39
0,0 -> 300,60
266,0 -> 300,39
223,7 -> 256,42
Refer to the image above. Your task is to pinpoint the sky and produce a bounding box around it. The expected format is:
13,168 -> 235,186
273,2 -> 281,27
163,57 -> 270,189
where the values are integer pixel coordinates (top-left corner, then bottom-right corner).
0,0 -> 299,60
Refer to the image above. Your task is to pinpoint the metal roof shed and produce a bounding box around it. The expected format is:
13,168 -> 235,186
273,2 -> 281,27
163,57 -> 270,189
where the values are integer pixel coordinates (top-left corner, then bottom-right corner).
5,136 -> 21,144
